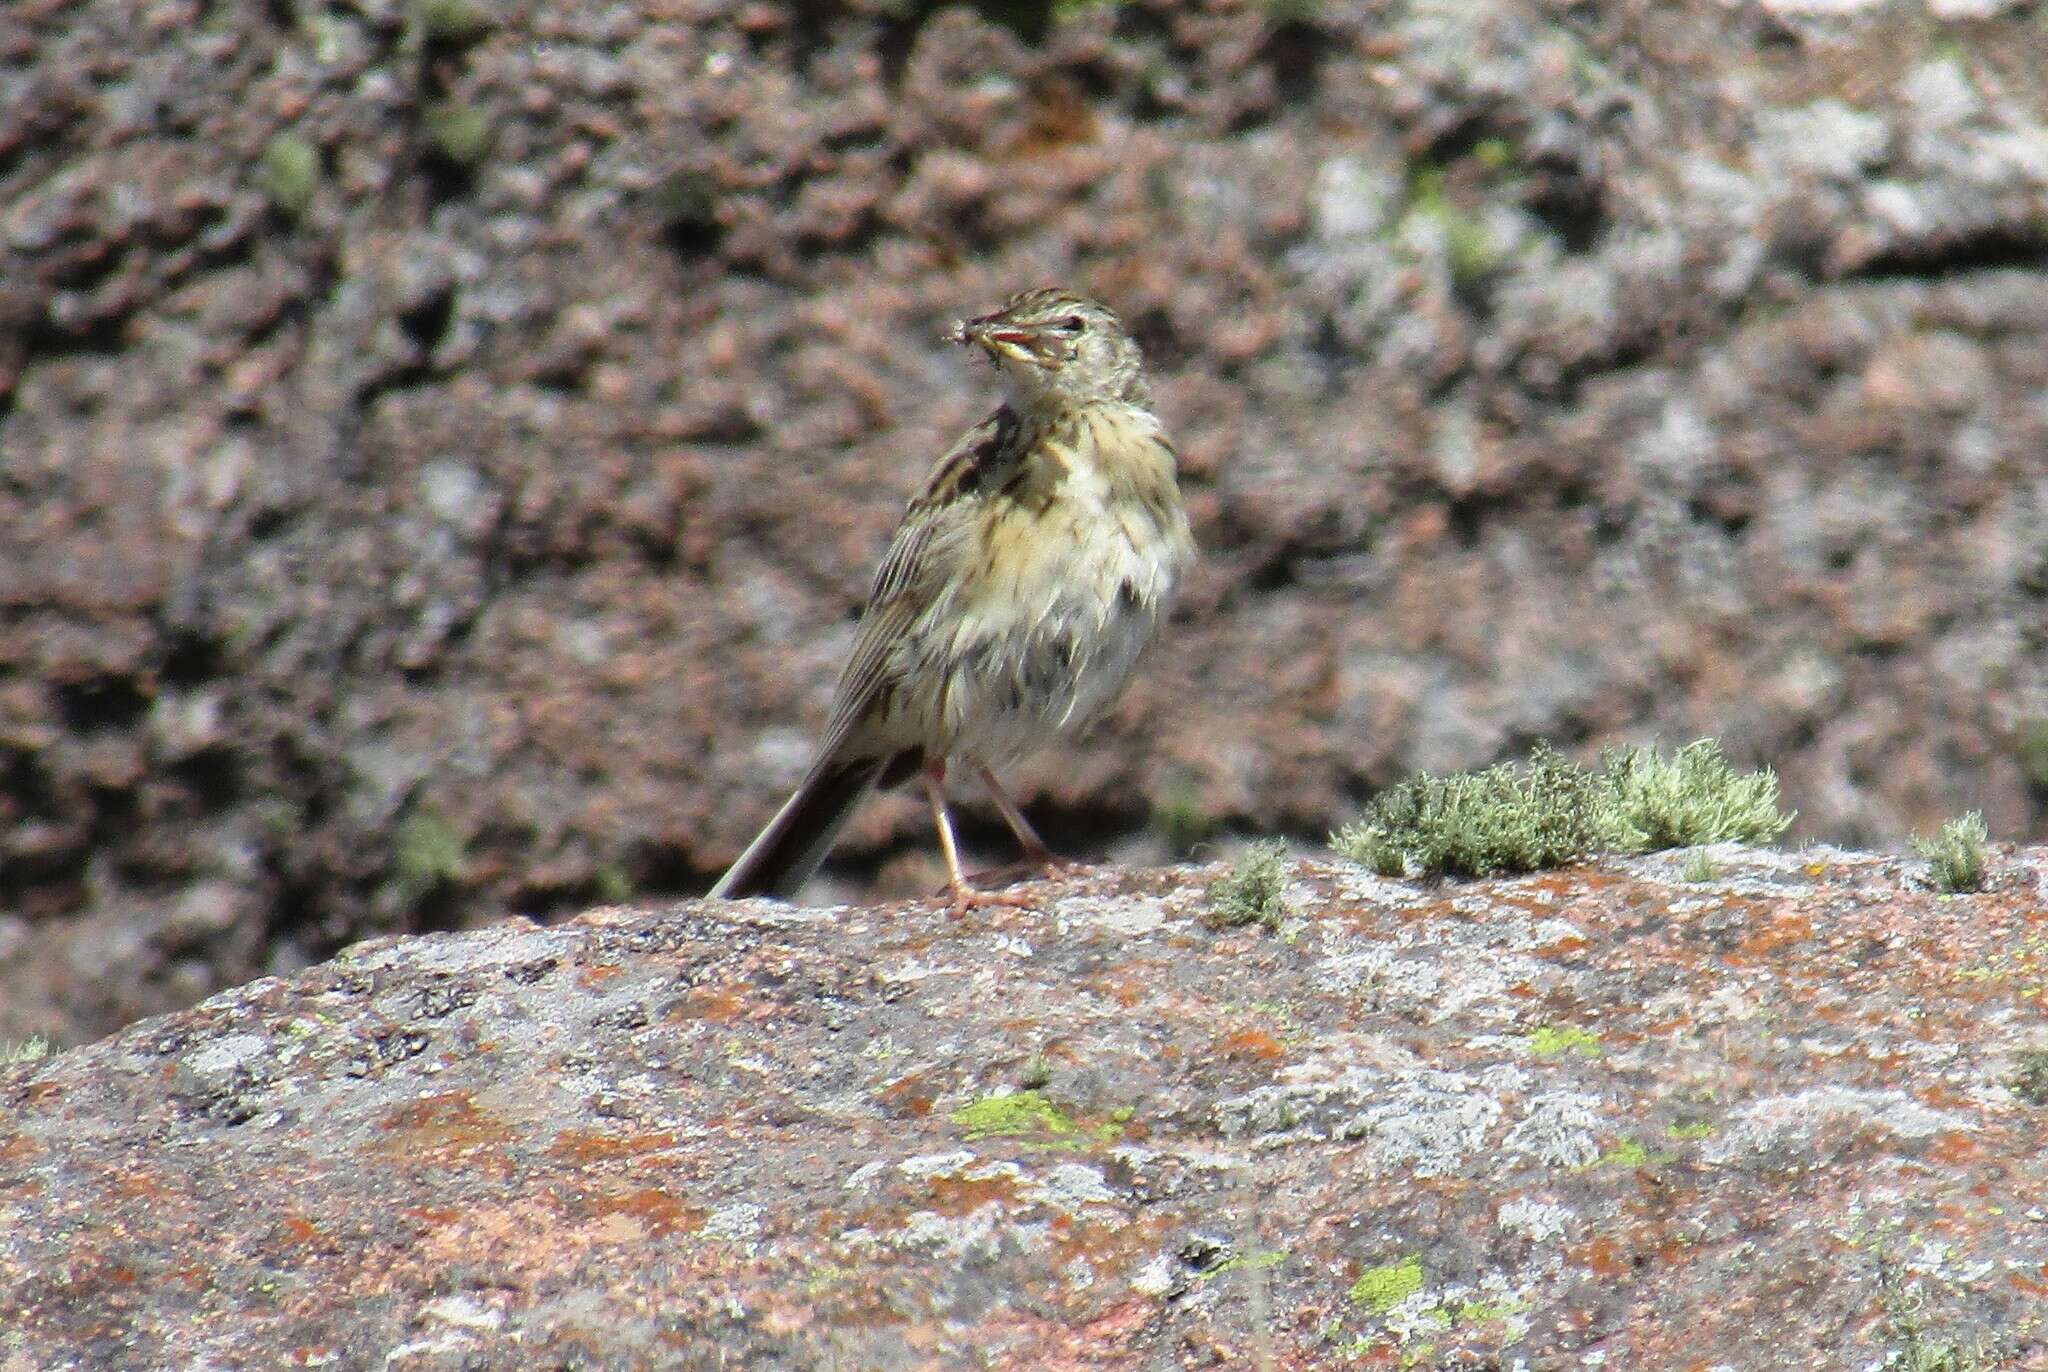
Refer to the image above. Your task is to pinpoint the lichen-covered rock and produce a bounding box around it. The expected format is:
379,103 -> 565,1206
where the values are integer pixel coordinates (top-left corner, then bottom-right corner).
3,848 -> 2045,1368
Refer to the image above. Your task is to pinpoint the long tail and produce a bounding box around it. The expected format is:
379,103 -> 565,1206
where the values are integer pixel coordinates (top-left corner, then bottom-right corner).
709,754 -> 887,900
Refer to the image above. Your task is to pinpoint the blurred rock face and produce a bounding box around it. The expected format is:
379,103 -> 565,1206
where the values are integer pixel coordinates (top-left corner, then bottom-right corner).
3,0 -> 2045,1041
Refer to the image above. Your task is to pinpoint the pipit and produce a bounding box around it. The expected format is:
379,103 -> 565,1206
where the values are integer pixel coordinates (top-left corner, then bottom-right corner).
710,287 -> 1195,909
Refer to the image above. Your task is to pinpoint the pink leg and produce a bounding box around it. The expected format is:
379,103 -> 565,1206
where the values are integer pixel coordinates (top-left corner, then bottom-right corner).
975,764 -> 1087,876
925,762 -> 1038,914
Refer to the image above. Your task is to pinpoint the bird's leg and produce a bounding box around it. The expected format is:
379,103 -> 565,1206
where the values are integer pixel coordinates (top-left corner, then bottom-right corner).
975,764 -> 1086,877
924,762 -> 1036,914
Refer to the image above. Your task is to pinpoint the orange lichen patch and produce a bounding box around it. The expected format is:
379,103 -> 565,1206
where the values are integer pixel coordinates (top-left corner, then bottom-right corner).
1217,1028 -> 1287,1064
1912,1083 -> 1975,1110
280,1215 -> 321,1244
0,1130 -> 41,1165
1739,911 -> 1815,959
1571,1235 -> 1631,1279
108,1168 -> 184,1202
1083,974 -> 1147,1008
923,1171 -> 1023,1216
575,962 -> 625,989
548,1128 -> 678,1165
368,1091 -> 509,1165
1922,1131 -> 1982,1167
670,986 -> 749,1022
876,1071 -> 938,1119
1526,928 -> 1592,957
580,1186 -> 703,1238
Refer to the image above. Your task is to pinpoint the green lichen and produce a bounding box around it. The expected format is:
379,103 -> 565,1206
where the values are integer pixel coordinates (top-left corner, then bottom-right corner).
2015,718 -> 2048,793
1523,1025 -> 1601,1057
424,99 -> 493,167
1584,1140 -> 1677,1169
1471,136 -> 1515,170
593,862 -> 634,904
1595,1140 -> 1648,1167
1330,740 -> 1794,880
409,0 -> 493,44
1203,1248 -> 1288,1279
1665,1120 -> 1717,1140
1349,1254 -> 1424,1314
1405,164 -> 1501,289
2007,1048 -> 2048,1107
3,1035 -> 49,1066
1878,1248 -> 1999,1372
258,134 -> 320,220
1151,786 -> 1219,856
1447,1295 -> 1528,1325
1681,849 -> 1720,883
1913,811 -> 1988,893
393,806 -> 467,905
1205,840 -> 1288,931
1332,744 -> 1598,878
1595,740 -> 1795,851
949,1089 -> 1076,1140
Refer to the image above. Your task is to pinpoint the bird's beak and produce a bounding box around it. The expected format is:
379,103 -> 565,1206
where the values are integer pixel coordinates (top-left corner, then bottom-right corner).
956,318 -> 1044,365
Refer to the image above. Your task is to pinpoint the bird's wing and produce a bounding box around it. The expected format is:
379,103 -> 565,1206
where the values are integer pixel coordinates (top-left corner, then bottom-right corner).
816,406 -> 1026,758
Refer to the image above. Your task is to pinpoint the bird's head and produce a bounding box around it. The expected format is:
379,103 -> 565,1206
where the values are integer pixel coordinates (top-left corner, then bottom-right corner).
951,288 -> 1147,410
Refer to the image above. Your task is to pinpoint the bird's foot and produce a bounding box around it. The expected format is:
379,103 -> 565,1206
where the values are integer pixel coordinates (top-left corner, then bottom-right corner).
942,880 -> 1043,918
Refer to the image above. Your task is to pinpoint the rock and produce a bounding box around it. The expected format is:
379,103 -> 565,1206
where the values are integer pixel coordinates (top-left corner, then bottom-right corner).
3,849 -> 2046,1368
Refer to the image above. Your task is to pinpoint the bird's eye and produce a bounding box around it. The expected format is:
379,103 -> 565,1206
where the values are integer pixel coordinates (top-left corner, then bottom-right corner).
1058,315 -> 1085,334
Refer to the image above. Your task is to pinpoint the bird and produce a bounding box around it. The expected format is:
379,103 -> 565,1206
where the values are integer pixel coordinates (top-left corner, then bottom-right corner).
709,286 -> 1195,909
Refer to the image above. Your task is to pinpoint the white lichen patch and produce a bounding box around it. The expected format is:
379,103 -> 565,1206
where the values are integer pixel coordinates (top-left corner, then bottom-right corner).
1129,1251 -> 1179,1297
1703,1088 -> 1969,1163
419,1294 -> 505,1331
702,1202 -> 763,1243
1062,896 -> 1169,937
181,1033 -> 272,1078
841,1159 -> 887,1192
898,1149 -> 980,1179
1501,1092 -> 1605,1169
1511,918 -> 1589,951
1335,1073 -> 1506,1178
1496,1196 -> 1573,1244
1317,941 -> 1550,1018
1328,870 -> 1432,908
1029,1162 -> 1118,1211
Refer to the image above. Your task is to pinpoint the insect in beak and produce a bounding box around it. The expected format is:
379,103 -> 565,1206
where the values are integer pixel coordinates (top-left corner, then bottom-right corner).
958,320 -> 1045,365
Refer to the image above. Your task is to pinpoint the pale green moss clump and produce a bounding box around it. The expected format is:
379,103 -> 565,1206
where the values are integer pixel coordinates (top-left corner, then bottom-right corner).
1205,840 -> 1288,931
1599,741 -> 1795,851
3,1035 -> 50,1066
392,806 -> 468,905
1912,811 -> 1988,894
258,133 -> 320,219
1331,740 -> 1794,879
424,100 -> 493,166
409,0 -> 493,44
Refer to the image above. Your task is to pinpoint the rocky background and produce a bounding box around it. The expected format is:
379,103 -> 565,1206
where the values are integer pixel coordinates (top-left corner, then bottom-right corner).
4,0 -> 2047,1046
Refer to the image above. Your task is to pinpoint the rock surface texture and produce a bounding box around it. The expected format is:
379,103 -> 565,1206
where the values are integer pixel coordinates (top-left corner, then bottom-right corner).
4,0 -> 2047,1044
4,848 -> 2047,1369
